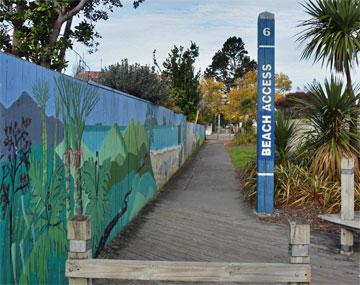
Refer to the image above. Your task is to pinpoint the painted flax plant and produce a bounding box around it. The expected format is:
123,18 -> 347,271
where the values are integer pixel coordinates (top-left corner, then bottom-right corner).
55,76 -> 99,216
33,80 -> 49,188
53,95 -> 60,172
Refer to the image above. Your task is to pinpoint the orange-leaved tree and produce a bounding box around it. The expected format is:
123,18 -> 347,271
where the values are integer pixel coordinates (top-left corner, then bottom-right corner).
223,70 -> 257,123
199,76 -> 225,124
224,70 -> 292,124
275,72 -> 292,102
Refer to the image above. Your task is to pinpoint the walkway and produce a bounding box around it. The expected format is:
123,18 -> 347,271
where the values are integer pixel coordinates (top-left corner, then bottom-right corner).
95,142 -> 359,285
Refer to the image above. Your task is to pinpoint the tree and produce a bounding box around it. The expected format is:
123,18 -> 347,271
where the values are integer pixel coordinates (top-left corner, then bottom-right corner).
199,77 -> 225,124
275,72 -> 292,102
224,70 -> 292,124
297,0 -> 360,147
156,42 -> 201,121
0,0 -> 144,71
96,59 -> 168,104
224,70 -> 257,124
276,72 -> 292,94
205,36 -> 257,88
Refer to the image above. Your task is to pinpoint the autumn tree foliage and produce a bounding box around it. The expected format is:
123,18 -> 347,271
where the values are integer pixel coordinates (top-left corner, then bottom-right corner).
199,77 -> 225,123
224,70 -> 257,123
275,72 -> 292,102
222,70 -> 292,124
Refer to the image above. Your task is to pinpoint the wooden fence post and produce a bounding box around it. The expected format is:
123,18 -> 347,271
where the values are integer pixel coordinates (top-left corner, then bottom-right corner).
340,158 -> 354,255
67,216 -> 92,285
288,219 -> 311,285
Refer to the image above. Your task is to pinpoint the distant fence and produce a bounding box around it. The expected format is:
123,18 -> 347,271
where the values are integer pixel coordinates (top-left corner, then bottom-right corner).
0,52 -> 204,285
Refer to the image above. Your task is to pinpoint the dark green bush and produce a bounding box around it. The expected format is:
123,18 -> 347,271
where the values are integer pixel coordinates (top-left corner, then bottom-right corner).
96,59 -> 168,104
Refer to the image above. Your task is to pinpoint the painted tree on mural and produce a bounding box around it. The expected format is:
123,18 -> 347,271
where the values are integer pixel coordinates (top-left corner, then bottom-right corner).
55,76 -> 99,216
0,52 -> 205,285
144,104 -> 158,148
0,96 -> 69,284
53,95 -> 61,172
0,117 -> 32,283
82,153 -> 112,251
20,164 -> 67,284
33,80 -> 49,188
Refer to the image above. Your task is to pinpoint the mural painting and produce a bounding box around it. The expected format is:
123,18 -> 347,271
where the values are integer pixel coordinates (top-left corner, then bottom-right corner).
0,53 -> 205,285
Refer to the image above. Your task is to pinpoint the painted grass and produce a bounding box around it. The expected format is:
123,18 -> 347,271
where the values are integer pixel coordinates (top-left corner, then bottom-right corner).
227,145 -> 256,170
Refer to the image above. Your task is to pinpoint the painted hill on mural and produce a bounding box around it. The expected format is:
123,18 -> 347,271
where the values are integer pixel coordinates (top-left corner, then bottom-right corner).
0,92 -> 64,147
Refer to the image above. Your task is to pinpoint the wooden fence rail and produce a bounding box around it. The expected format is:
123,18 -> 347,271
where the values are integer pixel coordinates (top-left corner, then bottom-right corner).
65,217 -> 311,284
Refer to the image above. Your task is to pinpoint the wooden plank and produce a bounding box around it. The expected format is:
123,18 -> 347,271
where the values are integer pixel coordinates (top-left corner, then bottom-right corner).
318,213 -> 360,230
341,158 -> 354,220
340,228 -> 354,255
68,215 -> 92,285
69,278 -> 92,285
69,250 -> 92,260
289,220 -> 310,245
288,219 -> 310,284
66,260 -> 311,283
68,216 -> 91,241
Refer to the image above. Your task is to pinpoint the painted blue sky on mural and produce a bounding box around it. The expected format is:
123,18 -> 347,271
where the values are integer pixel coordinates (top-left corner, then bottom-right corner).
0,53 -> 185,127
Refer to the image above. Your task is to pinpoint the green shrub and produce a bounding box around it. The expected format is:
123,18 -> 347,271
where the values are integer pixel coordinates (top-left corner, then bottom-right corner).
241,77 -> 360,214
96,59 -> 168,104
242,119 -> 254,133
243,160 -> 360,213
232,130 -> 256,145
294,77 -> 360,181
275,111 -> 297,164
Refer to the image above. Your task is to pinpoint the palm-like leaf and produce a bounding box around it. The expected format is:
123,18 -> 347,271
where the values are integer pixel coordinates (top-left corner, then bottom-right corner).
33,80 -> 49,109
297,0 -> 360,72
294,76 -> 360,180
275,111 -> 297,164
55,76 -> 99,150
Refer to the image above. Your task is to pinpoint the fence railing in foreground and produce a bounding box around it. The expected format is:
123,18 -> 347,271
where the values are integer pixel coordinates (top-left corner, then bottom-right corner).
65,217 -> 311,284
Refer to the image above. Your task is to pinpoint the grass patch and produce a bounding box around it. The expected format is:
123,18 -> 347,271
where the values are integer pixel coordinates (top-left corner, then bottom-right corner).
227,144 -> 256,170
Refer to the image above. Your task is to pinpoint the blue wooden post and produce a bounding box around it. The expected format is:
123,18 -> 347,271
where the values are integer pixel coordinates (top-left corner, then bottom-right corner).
256,12 -> 275,214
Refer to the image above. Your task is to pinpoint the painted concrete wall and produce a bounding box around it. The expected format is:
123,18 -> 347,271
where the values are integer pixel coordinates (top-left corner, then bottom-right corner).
0,52 -> 204,285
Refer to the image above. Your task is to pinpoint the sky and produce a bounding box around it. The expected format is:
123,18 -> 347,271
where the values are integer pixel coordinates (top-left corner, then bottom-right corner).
65,0 -> 359,91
